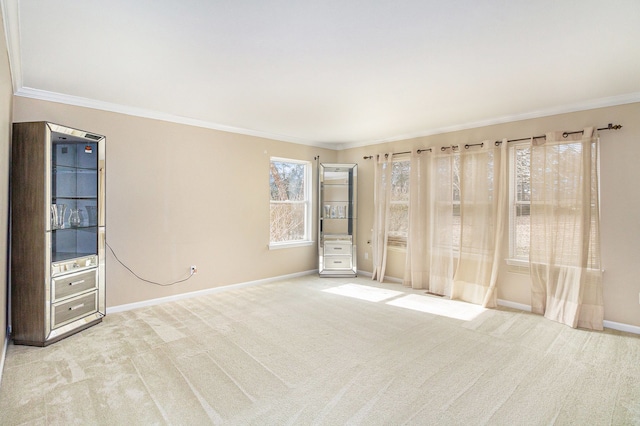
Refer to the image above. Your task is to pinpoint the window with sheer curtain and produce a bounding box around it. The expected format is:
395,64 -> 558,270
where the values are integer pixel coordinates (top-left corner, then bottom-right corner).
450,142 -> 507,308
529,128 -> 603,330
508,142 -> 600,270
381,127 -> 604,329
403,142 -> 506,307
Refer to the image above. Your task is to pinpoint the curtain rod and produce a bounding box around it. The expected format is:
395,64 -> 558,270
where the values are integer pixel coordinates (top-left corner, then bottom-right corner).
363,148 -> 432,160
495,123 -> 622,146
363,123 -> 622,158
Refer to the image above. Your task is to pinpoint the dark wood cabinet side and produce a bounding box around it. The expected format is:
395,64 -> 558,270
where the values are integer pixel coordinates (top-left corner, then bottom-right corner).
11,122 -> 47,344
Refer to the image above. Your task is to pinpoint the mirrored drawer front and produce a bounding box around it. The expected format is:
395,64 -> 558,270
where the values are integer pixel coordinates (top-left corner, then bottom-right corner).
324,242 -> 351,255
52,291 -> 98,329
324,256 -> 353,270
52,269 -> 98,301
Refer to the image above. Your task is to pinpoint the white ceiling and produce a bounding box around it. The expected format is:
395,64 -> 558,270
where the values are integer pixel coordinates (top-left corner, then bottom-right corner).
3,1 -> 640,148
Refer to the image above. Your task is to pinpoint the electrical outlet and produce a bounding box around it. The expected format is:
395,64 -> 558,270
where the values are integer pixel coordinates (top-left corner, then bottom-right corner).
191,265 -> 197,275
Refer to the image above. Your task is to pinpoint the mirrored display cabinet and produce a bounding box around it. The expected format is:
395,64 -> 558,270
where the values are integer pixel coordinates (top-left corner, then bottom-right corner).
11,122 -> 106,346
318,163 -> 357,277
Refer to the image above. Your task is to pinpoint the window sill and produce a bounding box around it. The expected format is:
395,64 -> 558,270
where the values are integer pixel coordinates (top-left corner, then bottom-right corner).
506,258 -> 605,274
506,258 -> 529,267
268,240 -> 314,250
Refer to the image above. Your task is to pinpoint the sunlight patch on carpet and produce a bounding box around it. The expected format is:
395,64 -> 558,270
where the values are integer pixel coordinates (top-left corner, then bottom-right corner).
386,294 -> 486,321
322,283 -> 404,302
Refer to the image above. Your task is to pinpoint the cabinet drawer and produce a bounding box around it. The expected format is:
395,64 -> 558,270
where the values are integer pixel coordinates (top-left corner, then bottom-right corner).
52,291 -> 98,329
324,242 -> 351,255
324,255 -> 352,270
52,269 -> 98,301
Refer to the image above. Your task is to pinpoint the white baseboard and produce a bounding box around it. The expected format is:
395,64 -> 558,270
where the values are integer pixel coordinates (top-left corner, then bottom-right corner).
106,270 -> 318,314
0,330 -> 8,389
497,299 -> 640,335
357,270 -> 405,283
497,299 -> 532,312
602,320 -> 640,335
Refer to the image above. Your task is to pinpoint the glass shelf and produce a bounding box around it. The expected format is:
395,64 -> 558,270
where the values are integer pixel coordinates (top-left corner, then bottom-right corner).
52,251 -> 97,263
321,217 -> 355,220
51,225 -> 98,231
53,166 -> 98,172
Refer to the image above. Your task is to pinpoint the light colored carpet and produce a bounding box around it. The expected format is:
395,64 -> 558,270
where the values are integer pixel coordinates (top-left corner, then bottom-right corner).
1,275 -> 639,425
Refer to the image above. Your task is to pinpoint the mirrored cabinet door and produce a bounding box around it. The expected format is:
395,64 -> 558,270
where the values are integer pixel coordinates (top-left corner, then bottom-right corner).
51,140 -> 100,262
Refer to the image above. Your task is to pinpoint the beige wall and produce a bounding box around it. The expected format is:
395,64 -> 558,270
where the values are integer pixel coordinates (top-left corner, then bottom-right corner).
338,102 -> 640,327
1,6 -> 13,352
13,97 -> 337,307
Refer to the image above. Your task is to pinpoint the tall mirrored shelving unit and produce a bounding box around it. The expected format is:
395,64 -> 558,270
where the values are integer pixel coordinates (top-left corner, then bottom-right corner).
11,122 -> 106,346
318,163 -> 357,277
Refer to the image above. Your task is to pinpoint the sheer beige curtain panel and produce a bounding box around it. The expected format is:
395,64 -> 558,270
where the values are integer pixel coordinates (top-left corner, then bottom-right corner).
403,150 -> 431,289
529,128 -> 603,330
403,149 -> 454,295
372,153 -> 394,282
428,149 -> 455,296
451,141 -> 507,308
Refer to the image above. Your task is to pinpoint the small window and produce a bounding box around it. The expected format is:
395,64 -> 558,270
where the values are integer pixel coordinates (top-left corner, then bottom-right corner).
388,158 -> 410,247
509,144 -> 531,261
269,157 -> 312,248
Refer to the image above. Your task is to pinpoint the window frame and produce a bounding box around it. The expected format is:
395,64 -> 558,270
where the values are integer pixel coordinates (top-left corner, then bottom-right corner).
268,157 -> 313,250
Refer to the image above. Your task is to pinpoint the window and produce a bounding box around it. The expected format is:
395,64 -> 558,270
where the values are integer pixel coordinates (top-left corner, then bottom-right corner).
269,157 -> 312,248
386,155 -> 461,250
388,158 -> 410,247
528,140 -> 601,270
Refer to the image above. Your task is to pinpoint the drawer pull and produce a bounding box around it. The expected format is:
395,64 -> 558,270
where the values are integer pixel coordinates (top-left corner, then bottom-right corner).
69,280 -> 85,286
68,303 -> 85,311
334,247 -> 342,250
335,261 -> 342,264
